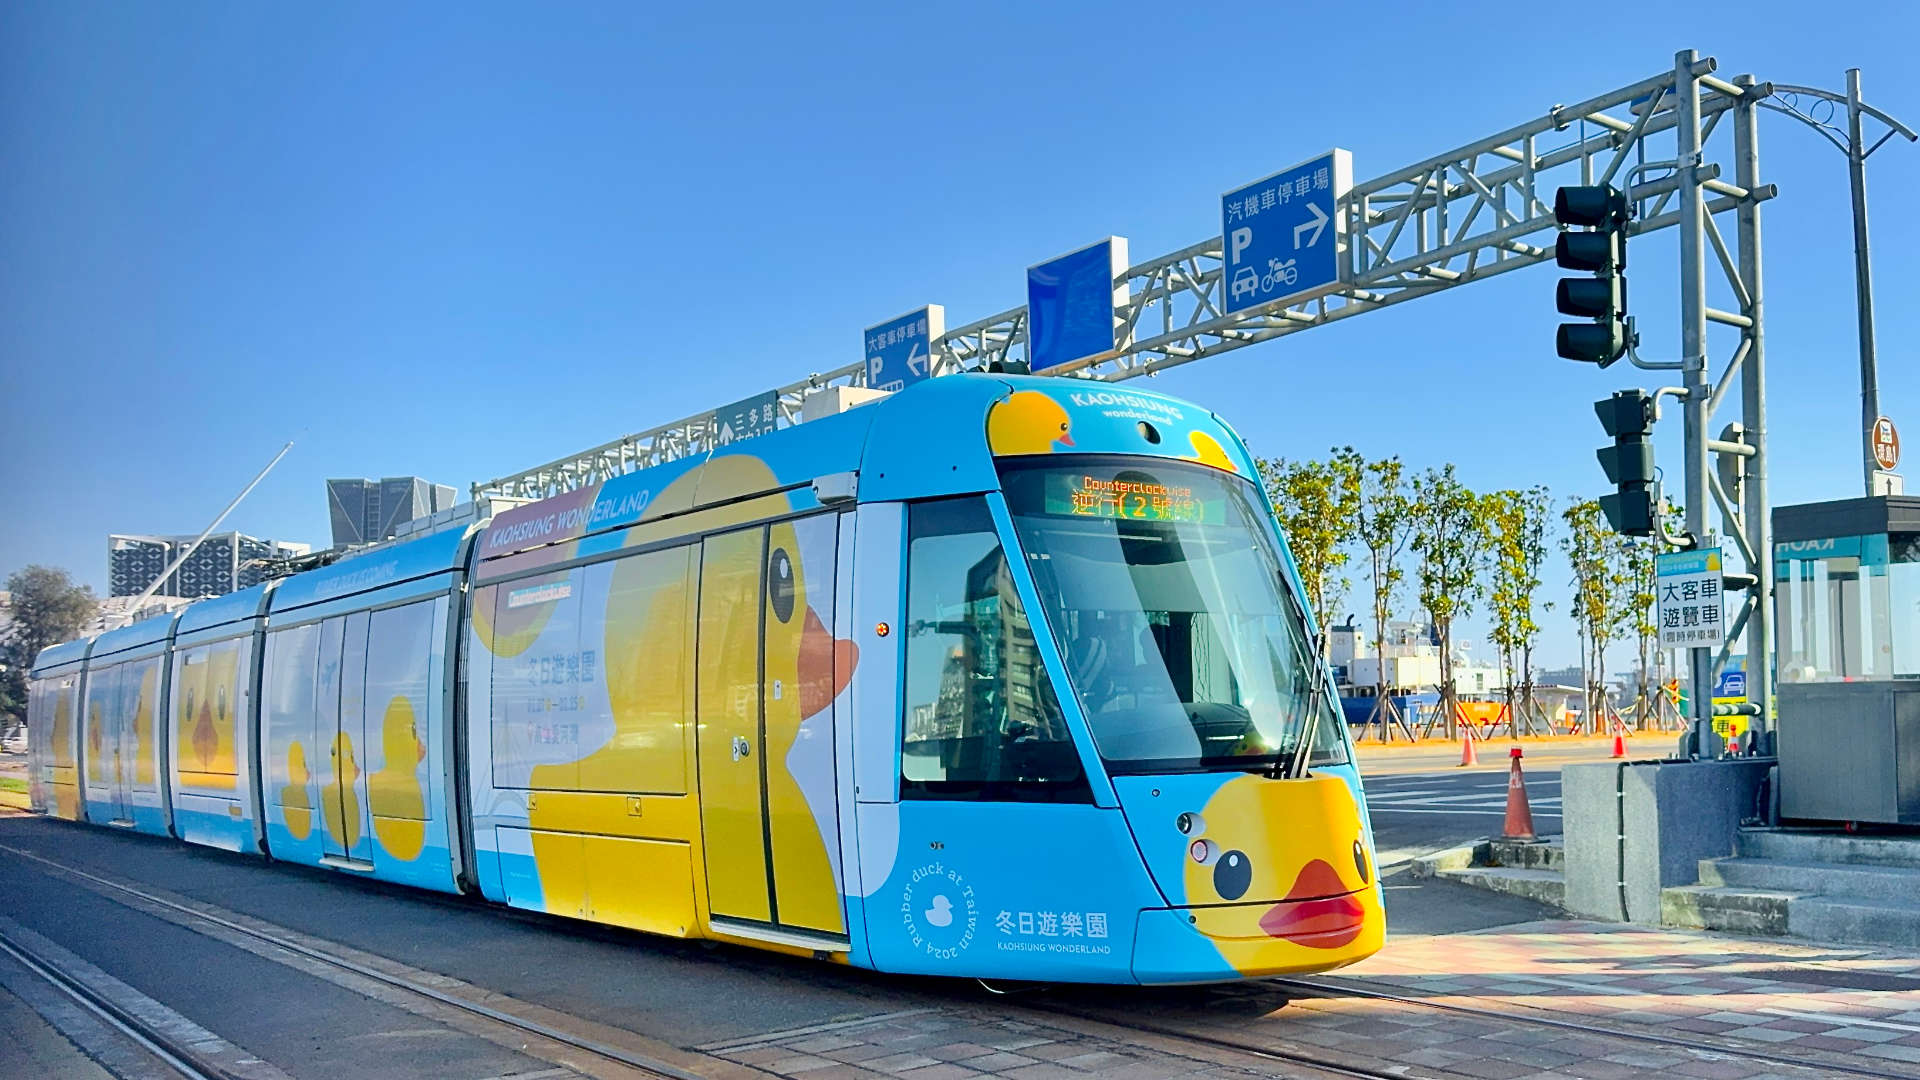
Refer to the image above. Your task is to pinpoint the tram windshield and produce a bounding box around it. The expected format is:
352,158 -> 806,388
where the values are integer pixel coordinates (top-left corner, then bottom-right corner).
1000,457 -> 1348,776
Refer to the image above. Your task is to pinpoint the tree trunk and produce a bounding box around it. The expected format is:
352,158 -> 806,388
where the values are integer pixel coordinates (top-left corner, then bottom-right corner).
1370,548 -> 1390,742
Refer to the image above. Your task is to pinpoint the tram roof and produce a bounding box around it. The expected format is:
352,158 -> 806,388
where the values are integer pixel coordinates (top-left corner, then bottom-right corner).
269,525 -> 473,614
176,581 -> 276,635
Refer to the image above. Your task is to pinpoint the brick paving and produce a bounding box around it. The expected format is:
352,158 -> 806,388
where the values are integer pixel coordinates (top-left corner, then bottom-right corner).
702,920 -> 1920,1078
1327,917 -> 1920,1071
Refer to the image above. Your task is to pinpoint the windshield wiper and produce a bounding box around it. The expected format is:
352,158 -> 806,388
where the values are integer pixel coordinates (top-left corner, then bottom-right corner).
1267,645 -> 1328,781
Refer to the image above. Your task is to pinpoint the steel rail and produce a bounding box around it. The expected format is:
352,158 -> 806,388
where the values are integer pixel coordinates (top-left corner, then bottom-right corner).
0,843 -> 705,1080
1269,974 -> 1906,1079
0,928 -> 230,1080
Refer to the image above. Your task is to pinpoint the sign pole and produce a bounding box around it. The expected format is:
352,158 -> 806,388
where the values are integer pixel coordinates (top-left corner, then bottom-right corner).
1849,69 -> 1884,497
1675,51 -> 1718,757
1735,73 -> 1773,747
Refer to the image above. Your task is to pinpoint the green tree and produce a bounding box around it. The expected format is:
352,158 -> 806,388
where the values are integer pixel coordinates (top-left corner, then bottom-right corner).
1258,451 -> 1361,658
1485,486 -> 1551,736
1351,453 -> 1415,739
1615,534 -> 1660,729
1411,466 -> 1487,737
1561,499 -> 1618,733
1,566 -> 97,733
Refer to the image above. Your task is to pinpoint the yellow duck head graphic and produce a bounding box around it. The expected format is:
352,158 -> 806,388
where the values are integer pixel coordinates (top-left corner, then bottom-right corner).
987,390 -> 1075,456
1178,774 -> 1381,971
1183,431 -> 1239,473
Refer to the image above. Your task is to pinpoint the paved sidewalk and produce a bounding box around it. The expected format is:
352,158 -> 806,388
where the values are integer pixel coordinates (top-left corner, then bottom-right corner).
1327,917 -> 1920,1070
1353,735 -> 1652,777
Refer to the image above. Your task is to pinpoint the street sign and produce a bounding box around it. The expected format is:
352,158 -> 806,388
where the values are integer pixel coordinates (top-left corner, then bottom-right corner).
1027,237 -> 1129,372
1874,415 -> 1900,470
716,390 -> 778,445
1713,666 -> 1747,702
1221,149 -> 1352,314
865,305 -> 945,392
1656,548 -> 1725,650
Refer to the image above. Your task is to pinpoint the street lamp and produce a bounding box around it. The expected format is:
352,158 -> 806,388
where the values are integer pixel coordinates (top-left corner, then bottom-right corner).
1760,71 -> 1917,495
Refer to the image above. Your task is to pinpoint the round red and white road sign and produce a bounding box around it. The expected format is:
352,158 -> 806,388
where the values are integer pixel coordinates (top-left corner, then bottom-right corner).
1874,416 -> 1901,471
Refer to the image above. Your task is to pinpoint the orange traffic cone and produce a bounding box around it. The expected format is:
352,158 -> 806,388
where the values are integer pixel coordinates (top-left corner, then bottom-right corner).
1458,733 -> 1478,767
1503,747 -> 1536,841
1611,731 -> 1627,758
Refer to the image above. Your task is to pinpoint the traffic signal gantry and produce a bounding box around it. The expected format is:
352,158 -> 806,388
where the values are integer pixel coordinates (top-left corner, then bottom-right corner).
1554,183 -> 1634,368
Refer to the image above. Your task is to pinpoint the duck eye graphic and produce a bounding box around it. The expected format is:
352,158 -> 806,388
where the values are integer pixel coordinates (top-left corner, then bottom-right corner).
768,548 -> 796,623
1214,849 -> 1252,901
1354,839 -> 1371,885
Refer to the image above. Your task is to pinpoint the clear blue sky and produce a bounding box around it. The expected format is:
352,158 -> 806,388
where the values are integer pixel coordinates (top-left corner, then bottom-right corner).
4,2 -> 1918,671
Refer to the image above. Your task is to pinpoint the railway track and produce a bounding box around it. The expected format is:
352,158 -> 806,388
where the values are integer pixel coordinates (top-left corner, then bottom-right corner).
1,843 -> 712,1080
1274,973 -> 1910,1079
6,830 -> 1908,1080
0,926 -> 232,1080
1024,973 -> 1912,1080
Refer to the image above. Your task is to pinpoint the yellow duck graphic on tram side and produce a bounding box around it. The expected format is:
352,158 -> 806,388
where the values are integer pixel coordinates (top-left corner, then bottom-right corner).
987,390 -> 1075,455
282,742 -> 314,841
321,732 -> 362,849
489,455 -> 858,935
1179,774 -> 1384,974
372,696 -> 428,861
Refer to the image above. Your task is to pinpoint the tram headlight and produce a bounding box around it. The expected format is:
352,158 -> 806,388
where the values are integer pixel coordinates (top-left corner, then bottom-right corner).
1176,812 -> 1204,836
1188,838 -> 1216,865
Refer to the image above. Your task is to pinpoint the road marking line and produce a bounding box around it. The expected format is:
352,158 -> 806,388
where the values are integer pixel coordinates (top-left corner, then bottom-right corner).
1365,807 -> 1563,818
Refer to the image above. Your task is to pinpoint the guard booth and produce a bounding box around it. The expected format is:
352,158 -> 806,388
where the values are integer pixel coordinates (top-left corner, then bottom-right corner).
1773,495 -> 1920,824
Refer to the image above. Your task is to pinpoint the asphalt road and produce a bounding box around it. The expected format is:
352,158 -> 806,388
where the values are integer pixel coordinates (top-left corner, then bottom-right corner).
1362,762 -> 1563,869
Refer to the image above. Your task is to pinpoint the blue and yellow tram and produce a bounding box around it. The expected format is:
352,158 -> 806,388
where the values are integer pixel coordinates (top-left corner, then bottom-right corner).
28,374 -> 1384,983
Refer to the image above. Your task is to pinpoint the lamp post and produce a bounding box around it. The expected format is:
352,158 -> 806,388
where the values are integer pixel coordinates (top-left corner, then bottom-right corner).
1760,72 -> 1916,495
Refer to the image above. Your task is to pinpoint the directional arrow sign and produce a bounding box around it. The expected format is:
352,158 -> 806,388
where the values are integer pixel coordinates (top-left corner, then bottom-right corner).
1222,149 -> 1351,315
1293,202 -> 1330,249
864,305 -> 945,392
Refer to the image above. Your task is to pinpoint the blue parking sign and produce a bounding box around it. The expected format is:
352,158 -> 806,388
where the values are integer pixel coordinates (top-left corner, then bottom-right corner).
1221,150 -> 1351,314
864,305 -> 945,392
1027,237 -> 1128,372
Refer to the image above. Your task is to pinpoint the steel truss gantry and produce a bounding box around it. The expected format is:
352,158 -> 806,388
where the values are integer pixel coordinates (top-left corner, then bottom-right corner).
475,50 -> 1774,747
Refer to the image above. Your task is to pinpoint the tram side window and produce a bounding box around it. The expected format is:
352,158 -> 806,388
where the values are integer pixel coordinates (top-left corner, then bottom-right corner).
901,497 -> 1085,801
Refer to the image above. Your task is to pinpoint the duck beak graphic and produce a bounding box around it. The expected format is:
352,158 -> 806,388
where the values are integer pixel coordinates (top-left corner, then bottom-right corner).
798,607 -> 858,719
1258,858 -> 1366,949
1055,431 -> 1075,448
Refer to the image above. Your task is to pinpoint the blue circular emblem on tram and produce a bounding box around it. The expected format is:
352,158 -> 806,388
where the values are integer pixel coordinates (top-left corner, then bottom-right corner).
901,862 -> 977,960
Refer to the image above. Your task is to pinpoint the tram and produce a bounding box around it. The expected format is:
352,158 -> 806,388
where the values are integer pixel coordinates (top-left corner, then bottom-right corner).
27,374 -> 1384,984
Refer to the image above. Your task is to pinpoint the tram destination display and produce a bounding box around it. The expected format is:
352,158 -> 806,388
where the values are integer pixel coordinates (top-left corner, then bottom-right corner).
1044,471 -> 1225,524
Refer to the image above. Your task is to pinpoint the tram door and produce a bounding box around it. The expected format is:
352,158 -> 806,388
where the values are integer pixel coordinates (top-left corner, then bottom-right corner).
696,516 -> 846,935
319,613 -> 376,867
100,667 -> 133,824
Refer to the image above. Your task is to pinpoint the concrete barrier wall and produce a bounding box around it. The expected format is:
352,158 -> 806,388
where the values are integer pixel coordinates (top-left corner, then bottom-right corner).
1564,758 -> 1771,924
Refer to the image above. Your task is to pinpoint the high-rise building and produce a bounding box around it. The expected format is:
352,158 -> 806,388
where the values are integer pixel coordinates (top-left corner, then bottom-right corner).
326,477 -> 458,548
107,533 -> 310,599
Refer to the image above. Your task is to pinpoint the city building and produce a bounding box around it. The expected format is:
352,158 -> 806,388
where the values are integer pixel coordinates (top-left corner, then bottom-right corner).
326,476 -> 458,548
108,533 -> 310,599
1329,616 -> 1501,698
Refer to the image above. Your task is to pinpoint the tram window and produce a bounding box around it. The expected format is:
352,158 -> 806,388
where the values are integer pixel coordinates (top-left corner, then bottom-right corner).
1000,458 -> 1351,775
901,497 -> 1086,802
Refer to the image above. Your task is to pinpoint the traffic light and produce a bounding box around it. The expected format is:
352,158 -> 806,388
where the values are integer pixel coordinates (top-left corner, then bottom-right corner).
1595,389 -> 1656,536
1555,184 -> 1632,367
